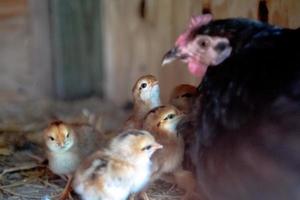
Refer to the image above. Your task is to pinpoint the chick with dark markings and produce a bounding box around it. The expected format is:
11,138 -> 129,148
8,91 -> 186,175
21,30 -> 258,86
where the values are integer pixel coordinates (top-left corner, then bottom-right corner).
73,129 -> 162,200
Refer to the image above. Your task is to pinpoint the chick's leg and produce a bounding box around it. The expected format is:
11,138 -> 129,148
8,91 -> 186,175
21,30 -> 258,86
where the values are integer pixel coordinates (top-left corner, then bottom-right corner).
133,170 -> 162,200
139,192 -> 150,200
59,175 -> 73,200
129,192 -> 150,200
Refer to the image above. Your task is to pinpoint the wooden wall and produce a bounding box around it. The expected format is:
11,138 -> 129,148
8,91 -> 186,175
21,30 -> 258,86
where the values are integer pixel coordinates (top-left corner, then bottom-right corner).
2,0 -> 299,102
0,0 -> 52,99
101,0 -> 300,104
0,0 -> 37,99
50,0 -> 103,100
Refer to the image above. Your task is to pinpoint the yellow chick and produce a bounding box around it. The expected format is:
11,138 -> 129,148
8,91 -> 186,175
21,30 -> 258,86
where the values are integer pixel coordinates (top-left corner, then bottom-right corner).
44,121 -> 102,200
142,105 -> 198,200
73,129 -> 163,200
124,75 -> 161,129
169,84 -> 198,114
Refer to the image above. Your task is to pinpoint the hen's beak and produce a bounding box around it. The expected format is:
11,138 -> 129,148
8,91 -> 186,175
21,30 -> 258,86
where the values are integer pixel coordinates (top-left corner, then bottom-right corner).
161,47 -> 180,66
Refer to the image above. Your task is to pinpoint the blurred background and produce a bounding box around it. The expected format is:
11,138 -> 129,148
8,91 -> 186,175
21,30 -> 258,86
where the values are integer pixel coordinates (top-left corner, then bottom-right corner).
1,0 -> 299,105
0,0 -> 300,199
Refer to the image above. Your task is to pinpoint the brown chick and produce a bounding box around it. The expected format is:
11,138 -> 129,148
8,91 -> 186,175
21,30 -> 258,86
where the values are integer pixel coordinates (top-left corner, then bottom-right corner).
44,121 -> 103,200
124,75 -> 161,129
142,105 -> 198,200
169,84 -> 199,173
169,84 -> 198,114
73,129 -> 162,200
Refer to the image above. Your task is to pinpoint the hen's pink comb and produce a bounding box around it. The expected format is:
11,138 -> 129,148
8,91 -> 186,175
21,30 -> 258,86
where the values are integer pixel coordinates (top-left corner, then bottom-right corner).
189,14 -> 213,28
176,14 -> 213,46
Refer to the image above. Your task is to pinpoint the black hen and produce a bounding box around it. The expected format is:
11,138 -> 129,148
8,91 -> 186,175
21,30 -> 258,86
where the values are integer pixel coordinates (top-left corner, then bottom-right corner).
163,16 -> 300,200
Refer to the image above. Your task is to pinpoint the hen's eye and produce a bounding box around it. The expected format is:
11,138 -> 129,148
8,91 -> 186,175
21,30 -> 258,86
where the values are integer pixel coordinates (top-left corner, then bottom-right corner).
198,39 -> 209,48
142,145 -> 152,151
66,133 -> 70,138
49,136 -> 54,141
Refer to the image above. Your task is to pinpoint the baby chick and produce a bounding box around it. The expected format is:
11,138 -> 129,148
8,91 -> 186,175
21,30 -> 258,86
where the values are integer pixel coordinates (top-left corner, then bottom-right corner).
169,84 -> 198,173
73,129 -> 162,200
124,75 -> 161,129
143,105 -> 184,177
44,121 -> 102,200
169,84 -> 198,114
142,105 -> 198,200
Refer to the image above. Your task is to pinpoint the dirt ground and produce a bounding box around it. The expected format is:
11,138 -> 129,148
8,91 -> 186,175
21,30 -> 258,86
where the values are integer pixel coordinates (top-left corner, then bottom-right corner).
0,97 -> 183,200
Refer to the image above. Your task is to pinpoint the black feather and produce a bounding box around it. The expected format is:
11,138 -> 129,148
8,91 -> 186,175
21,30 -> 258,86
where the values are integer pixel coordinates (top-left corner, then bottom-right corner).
190,18 -> 300,199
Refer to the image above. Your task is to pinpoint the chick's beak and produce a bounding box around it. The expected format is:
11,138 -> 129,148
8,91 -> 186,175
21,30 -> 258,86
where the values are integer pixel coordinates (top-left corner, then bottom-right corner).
152,80 -> 159,86
175,112 -> 186,121
161,47 -> 180,66
153,143 -> 163,150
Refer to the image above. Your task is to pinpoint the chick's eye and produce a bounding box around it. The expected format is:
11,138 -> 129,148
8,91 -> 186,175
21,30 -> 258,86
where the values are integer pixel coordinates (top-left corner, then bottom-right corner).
164,114 -> 175,121
49,136 -> 54,141
66,133 -> 69,138
142,145 -> 152,151
141,83 -> 147,89
168,114 -> 175,119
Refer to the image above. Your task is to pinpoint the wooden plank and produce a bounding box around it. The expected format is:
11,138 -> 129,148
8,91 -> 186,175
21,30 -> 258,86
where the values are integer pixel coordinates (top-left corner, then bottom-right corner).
28,0 -> 52,97
267,0 -> 300,28
286,0 -> 300,28
0,0 -> 27,20
51,0 -> 103,100
268,0 -> 289,26
209,0 -> 257,19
